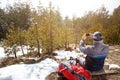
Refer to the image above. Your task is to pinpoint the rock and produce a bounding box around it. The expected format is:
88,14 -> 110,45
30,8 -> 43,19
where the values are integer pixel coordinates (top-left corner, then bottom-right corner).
46,72 -> 59,80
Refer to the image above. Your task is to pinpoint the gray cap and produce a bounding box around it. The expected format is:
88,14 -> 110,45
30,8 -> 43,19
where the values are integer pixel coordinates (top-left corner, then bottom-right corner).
92,31 -> 102,41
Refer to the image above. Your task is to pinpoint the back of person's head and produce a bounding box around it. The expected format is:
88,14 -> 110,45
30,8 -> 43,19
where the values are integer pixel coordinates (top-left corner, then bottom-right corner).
92,31 -> 102,41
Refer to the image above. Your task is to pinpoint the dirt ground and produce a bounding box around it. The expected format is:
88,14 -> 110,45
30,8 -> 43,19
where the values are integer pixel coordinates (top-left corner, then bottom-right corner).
107,45 -> 120,66
103,45 -> 120,80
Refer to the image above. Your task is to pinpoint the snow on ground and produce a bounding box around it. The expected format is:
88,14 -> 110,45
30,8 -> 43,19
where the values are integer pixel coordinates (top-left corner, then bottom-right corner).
0,46 -> 28,58
0,58 -> 58,80
0,49 -> 82,80
0,46 -> 42,58
0,48 -> 76,80
54,50 -> 81,60
54,50 -> 76,59
9,46 -> 28,57
0,47 -> 120,80
109,64 -> 120,70
0,47 -> 5,58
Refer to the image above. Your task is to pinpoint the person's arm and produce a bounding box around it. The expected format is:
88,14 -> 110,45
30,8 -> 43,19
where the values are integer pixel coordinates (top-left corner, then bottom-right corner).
79,33 -> 90,54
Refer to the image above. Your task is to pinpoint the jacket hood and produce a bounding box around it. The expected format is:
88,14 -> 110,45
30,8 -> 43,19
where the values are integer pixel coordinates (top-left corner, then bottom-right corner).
93,40 -> 103,47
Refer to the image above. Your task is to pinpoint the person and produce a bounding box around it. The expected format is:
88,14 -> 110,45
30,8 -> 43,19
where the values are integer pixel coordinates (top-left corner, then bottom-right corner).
77,31 -> 109,72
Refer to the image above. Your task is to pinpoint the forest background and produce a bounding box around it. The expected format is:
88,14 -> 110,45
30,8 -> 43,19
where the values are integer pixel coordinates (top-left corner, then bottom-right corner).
0,1 -> 120,58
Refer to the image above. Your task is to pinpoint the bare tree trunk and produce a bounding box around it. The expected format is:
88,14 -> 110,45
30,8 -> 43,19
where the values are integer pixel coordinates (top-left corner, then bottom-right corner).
13,46 -> 17,58
35,23 -> 41,57
13,49 -> 17,58
49,3 -> 53,54
37,39 -> 40,57
20,45 -> 25,56
65,42 -> 67,48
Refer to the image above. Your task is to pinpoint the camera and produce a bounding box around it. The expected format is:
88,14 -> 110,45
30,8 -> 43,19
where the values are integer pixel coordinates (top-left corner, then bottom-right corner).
86,33 -> 90,36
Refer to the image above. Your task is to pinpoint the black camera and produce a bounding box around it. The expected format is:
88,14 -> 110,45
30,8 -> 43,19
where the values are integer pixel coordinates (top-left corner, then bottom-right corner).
86,33 -> 90,36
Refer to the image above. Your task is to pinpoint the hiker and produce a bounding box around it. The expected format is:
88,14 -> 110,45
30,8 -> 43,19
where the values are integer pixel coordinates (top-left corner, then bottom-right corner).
77,31 -> 109,72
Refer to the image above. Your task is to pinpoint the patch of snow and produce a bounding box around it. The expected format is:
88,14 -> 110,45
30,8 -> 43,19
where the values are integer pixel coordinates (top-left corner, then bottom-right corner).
0,46 -> 42,58
114,49 -> 119,52
54,50 -> 79,60
109,64 -> 120,70
104,62 -> 110,65
21,57 -> 39,60
16,46 -> 28,55
76,48 -> 80,51
77,52 -> 86,57
0,58 -> 59,80
0,47 -> 5,58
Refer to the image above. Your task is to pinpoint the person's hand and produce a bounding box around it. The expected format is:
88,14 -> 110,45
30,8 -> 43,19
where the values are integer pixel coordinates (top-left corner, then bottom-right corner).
81,33 -> 87,40
89,33 -> 93,38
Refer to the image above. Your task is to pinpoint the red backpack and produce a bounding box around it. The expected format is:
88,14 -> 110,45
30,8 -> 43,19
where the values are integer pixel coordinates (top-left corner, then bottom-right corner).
57,62 -> 91,80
